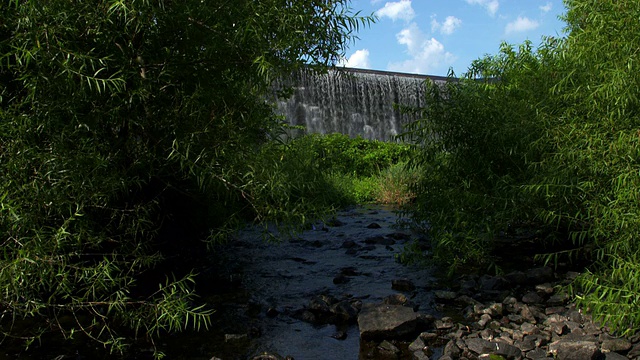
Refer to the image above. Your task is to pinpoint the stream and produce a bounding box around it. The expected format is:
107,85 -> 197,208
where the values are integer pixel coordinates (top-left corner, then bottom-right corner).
170,205 -> 438,360
2,205 -> 437,360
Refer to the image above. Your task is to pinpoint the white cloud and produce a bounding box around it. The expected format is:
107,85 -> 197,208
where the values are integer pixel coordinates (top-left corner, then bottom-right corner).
540,2 -> 552,12
465,0 -> 499,17
388,23 -> 456,74
505,16 -> 540,34
431,15 -> 462,35
376,0 -> 415,22
338,49 -> 371,69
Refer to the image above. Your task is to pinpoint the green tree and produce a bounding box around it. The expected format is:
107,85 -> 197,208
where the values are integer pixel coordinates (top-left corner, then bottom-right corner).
0,0 -> 372,355
404,0 -> 640,334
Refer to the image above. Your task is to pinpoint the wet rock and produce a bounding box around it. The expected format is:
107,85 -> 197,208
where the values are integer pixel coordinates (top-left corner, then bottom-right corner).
383,293 -> 411,306
331,330 -> 348,340
341,240 -> 358,248
548,340 -> 601,360
340,266 -> 359,276
378,340 -> 400,355
434,290 -> 458,302
309,295 -> 338,313
224,333 -> 248,342
291,309 -> 316,323
366,222 -> 382,229
333,274 -> 350,284
331,300 -> 360,322
435,317 -> 455,330
358,303 -> 419,340
364,235 -> 395,246
325,218 -> 345,227
392,279 -> 416,292
266,307 -> 279,317
386,232 -> 411,240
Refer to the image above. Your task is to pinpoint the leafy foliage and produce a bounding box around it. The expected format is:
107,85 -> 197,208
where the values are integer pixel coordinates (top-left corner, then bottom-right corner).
0,0 -> 372,355
403,0 -> 640,333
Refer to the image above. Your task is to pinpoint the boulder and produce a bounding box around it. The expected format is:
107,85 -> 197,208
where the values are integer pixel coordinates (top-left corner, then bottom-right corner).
548,340 -> 601,360
358,303 -> 419,340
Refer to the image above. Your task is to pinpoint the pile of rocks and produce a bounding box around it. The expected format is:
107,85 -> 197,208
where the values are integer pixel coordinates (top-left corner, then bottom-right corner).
357,267 -> 640,360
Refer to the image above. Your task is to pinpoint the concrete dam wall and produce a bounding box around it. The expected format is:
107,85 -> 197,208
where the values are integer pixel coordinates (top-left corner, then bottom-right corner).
274,68 -> 447,142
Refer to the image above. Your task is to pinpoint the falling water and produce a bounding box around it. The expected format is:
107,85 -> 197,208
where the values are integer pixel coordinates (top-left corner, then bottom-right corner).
274,68 -> 448,142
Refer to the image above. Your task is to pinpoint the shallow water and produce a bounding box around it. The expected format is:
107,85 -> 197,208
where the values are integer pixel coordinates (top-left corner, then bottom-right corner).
189,205 -> 437,360
4,206 -> 436,360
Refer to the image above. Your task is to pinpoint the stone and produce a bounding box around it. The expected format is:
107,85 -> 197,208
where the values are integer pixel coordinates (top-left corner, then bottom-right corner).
525,347 -> 549,359
504,271 -> 528,285
386,232 -> 412,240
535,283 -> 555,295
383,293 -> 410,306
358,303 -> 419,340
480,275 -> 510,291
526,267 -> 554,284
408,337 -> 427,353
465,338 -> 523,359
434,290 -> 458,301
364,235 -> 395,246
366,222 -> 382,229
601,338 -> 632,352
378,340 -> 400,355
546,293 -> 569,306
392,279 -> 416,292
522,292 -> 544,304
604,352 -> 628,360
548,340 -> 601,360
341,240 -> 358,248
331,330 -> 348,340
225,333 -> 248,342
443,339 -> 462,358
331,300 -> 360,322
435,317 -> 455,330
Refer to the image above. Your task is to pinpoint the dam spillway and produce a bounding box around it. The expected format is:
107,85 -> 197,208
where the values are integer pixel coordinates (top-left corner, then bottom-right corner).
274,68 -> 448,142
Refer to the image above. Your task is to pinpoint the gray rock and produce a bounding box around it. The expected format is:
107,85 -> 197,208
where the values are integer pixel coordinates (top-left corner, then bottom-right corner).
465,338 -> 523,359
378,340 -> 400,355
383,293 -> 411,306
365,235 -> 395,245
548,340 -> 601,360
443,339 -> 462,357
504,271 -> 528,285
522,292 -> 544,304
434,290 -> 458,301
604,352 -> 628,360
525,347 -> 550,359
526,267 -> 554,284
358,303 -> 418,340
601,338 -> 632,352
392,279 -> 416,292
409,337 -> 427,353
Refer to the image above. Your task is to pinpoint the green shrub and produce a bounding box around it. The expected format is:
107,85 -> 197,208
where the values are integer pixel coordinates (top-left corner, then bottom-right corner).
402,0 -> 640,335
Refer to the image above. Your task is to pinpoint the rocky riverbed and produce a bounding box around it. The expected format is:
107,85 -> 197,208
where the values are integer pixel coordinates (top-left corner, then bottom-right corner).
8,205 -> 637,359
198,205 -> 640,360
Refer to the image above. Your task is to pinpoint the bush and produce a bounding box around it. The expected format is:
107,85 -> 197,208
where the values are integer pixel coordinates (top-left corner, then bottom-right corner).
0,0 -> 372,355
402,0 -> 640,335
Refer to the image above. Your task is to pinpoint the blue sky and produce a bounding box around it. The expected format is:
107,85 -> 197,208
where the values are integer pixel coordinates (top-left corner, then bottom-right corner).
339,0 -> 567,76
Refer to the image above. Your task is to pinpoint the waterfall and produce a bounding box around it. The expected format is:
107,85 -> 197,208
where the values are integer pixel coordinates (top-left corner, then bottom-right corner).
274,68 -> 447,142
